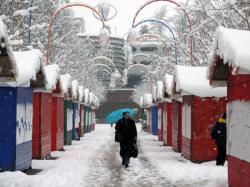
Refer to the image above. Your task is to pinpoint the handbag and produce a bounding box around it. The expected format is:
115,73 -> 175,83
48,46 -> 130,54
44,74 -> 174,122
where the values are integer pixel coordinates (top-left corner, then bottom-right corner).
131,144 -> 138,158
115,130 -> 122,142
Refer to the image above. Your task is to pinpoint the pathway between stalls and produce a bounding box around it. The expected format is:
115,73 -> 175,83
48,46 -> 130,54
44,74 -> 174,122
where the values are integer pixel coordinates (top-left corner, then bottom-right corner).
85,126 -> 208,187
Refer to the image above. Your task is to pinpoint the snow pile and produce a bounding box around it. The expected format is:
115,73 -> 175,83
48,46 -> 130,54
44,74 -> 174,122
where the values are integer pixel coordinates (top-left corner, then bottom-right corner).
175,65 -> 227,98
78,85 -> 84,103
59,74 -> 71,95
84,88 -> 90,105
143,93 -> 153,106
43,64 -> 60,90
156,81 -> 163,100
14,49 -> 43,86
71,80 -> 79,100
164,74 -> 174,96
208,26 -> 250,73
0,125 -> 113,187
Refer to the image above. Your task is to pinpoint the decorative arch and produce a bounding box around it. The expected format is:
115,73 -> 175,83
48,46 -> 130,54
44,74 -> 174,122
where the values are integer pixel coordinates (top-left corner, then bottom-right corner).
90,56 -> 116,71
46,3 -> 105,64
134,19 -> 178,64
132,0 -> 193,64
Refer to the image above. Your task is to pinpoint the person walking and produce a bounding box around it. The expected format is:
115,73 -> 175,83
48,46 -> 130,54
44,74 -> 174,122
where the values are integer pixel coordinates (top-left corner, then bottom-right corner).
115,112 -> 137,168
211,113 -> 227,166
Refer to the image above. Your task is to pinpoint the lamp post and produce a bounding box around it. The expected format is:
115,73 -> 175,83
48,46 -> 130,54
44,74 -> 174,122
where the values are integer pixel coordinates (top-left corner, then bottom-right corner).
28,0 -> 33,46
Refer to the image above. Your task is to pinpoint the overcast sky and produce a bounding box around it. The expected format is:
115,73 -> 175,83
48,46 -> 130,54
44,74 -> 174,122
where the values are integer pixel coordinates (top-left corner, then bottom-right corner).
70,0 -> 175,37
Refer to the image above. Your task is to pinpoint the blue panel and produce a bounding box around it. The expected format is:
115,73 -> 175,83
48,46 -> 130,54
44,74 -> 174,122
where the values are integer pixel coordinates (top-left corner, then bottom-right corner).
15,87 -> 33,171
0,87 -> 17,171
72,102 -> 78,140
151,106 -> 158,135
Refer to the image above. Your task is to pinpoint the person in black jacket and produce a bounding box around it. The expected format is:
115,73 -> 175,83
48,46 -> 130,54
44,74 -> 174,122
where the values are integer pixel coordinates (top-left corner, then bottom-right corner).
115,112 -> 137,168
211,113 -> 227,166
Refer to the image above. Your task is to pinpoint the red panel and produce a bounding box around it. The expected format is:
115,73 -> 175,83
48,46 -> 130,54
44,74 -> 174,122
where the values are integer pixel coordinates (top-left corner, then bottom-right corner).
228,156 -> 250,187
32,92 -> 52,159
172,100 -> 182,152
51,96 -> 64,151
228,74 -> 250,102
167,103 -> 173,146
78,105 -> 84,137
51,96 -> 57,151
158,103 -> 164,142
181,96 -> 226,162
32,93 -> 41,158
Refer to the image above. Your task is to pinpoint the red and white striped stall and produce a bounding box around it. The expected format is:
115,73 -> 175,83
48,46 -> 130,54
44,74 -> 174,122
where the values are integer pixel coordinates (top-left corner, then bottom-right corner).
156,81 -> 164,141
143,93 -> 153,133
208,27 -> 250,187
175,65 -> 227,162
162,74 -> 174,146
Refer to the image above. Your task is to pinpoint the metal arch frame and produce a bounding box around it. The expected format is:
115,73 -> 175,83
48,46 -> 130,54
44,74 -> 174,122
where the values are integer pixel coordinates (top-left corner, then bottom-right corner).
134,19 -> 178,64
127,64 -> 149,76
46,3 -> 105,65
137,33 -> 167,46
90,56 -> 116,72
90,63 -> 113,73
93,68 -> 112,76
132,0 -> 193,64
92,2 -> 118,22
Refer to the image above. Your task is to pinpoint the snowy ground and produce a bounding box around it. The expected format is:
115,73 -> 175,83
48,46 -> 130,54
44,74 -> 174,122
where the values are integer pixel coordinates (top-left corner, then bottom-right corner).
0,124 -> 228,187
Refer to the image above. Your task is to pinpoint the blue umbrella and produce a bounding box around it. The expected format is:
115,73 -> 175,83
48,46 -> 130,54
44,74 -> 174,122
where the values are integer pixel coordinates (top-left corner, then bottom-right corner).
105,108 -> 137,124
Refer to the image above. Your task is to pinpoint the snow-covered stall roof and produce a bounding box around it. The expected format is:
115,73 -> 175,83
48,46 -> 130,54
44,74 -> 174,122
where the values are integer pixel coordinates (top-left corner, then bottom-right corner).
13,49 -> 43,86
164,74 -> 174,96
152,85 -> 157,101
43,64 -> 60,90
156,81 -> 163,100
78,85 -> 84,103
84,88 -> 90,105
208,26 -> 250,79
59,74 -> 71,95
143,93 -> 153,107
1,20 -> 43,87
176,65 -> 226,98
0,20 -> 14,59
71,80 -> 79,100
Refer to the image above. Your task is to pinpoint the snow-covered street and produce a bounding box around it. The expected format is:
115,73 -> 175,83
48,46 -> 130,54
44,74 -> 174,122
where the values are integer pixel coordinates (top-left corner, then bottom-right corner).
0,124 -> 227,187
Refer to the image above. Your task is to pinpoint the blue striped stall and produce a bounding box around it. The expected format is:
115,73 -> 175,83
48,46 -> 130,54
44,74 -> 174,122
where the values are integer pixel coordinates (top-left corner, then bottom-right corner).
0,87 -> 33,171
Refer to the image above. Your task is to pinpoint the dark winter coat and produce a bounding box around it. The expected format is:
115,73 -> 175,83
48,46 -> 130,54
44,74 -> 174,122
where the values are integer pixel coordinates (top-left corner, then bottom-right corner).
115,118 -> 137,144
211,118 -> 226,146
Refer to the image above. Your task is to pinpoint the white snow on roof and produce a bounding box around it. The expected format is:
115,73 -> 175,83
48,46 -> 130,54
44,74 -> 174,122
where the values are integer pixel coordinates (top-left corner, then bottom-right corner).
175,65 -> 226,98
156,81 -> 163,100
60,74 -> 71,95
152,85 -> 157,101
0,20 -> 16,69
43,64 -> 60,90
78,85 -> 84,102
143,93 -> 153,107
84,88 -> 90,105
164,74 -> 174,96
71,80 -> 79,100
13,49 -> 43,86
209,26 -> 250,72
